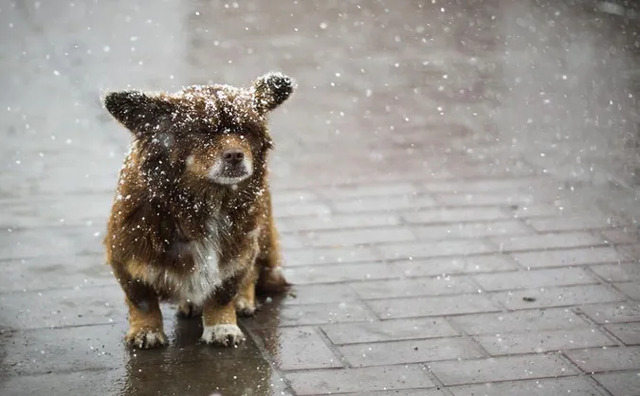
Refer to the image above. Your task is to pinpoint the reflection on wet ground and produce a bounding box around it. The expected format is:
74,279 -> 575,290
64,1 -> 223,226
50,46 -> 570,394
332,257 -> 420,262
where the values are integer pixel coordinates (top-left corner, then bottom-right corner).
1,306 -> 286,395
1,0 -> 640,395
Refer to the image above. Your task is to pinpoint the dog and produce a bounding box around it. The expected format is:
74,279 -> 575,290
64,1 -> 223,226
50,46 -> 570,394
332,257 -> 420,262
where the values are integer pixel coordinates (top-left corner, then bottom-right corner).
102,73 -> 292,349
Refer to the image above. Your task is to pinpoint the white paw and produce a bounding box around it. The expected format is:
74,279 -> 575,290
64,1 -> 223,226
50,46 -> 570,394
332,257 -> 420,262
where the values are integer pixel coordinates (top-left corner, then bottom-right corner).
200,324 -> 246,347
126,328 -> 167,349
235,297 -> 257,317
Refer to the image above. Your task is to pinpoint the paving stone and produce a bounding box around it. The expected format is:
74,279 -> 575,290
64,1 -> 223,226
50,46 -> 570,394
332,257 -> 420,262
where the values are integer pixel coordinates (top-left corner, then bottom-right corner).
339,337 -> 485,367
390,255 -> 518,277
273,201 -> 332,218
402,207 -> 510,224
440,158 -> 535,179
493,285 -> 626,310
511,247 -> 622,269
434,192 -> 536,206
6,175 -> 119,199
512,203 -> 568,218
566,346 -> 640,373
580,303 -> 640,324
300,226 -> 416,247
421,177 -> 554,194
0,226 -> 104,260
279,213 -> 401,233
322,317 -> 459,345
337,389 -> 445,396
605,323 -> 640,345
0,368 -> 125,396
448,376 -> 604,396
369,294 -> 499,319
411,220 -> 532,240
321,182 -> 419,199
590,263 -> 640,282
593,371 -> 640,396
350,275 -> 478,299
245,295 -> 379,330
271,167 -> 436,190
448,308 -> 590,335
491,231 -> 606,252
0,195 -> 111,229
475,328 -> 616,355
332,195 -> 436,213
279,233 -> 307,250
0,286 -> 125,330
601,228 -> 640,245
473,267 -> 598,291
283,245 -> 378,267
284,262 -> 401,285
614,282 -> 640,300
277,302 -> 378,327
120,356 -> 288,395
427,354 -> 578,385
285,364 -> 434,395
271,190 -> 319,205
0,320 -> 264,376
284,284 -> 360,305
0,325 -> 124,375
378,240 -> 495,260
254,326 -> 343,370
618,244 -> 640,262
0,254 -> 113,293
527,216 -> 625,232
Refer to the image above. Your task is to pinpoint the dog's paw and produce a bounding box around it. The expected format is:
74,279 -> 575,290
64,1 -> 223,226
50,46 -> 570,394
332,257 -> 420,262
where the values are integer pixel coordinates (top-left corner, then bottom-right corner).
125,327 -> 167,349
200,324 -> 246,347
235,297 -> 257,317
177,301 -> 202,318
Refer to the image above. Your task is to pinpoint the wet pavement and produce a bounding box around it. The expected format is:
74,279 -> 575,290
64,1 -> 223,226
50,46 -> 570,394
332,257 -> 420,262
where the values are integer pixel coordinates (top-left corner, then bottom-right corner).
1,0 -> 640,395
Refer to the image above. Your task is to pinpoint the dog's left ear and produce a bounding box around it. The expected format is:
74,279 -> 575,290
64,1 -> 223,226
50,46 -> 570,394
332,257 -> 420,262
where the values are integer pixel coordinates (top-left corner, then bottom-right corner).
251,73 -> 294,115
103,91 -> 172,138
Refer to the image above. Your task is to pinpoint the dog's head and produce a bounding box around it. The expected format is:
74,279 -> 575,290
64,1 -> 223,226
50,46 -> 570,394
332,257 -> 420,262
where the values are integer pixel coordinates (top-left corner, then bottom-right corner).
104,73 -> 294,187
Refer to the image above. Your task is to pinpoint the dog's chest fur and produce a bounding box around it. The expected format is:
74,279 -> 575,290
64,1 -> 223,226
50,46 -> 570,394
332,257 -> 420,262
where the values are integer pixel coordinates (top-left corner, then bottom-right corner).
174,219 -> 226,305
145,216 -> 238,305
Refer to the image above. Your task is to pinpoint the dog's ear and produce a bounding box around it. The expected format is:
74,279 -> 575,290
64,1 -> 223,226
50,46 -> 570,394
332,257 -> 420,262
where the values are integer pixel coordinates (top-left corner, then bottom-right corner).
251,73 -> 294,115
103,91 -> 172,137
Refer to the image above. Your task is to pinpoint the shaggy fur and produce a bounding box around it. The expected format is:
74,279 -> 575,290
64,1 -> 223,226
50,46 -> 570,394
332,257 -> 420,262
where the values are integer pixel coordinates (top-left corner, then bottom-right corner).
103,73 -> 292,348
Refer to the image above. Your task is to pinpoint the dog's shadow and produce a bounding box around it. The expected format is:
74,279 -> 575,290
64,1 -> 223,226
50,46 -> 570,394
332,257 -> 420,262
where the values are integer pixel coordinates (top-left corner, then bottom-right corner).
120,296 -> 286,396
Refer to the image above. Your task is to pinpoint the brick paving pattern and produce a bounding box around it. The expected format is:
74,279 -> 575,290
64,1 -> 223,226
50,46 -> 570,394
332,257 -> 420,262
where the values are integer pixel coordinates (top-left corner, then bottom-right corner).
1,1 -> 640,395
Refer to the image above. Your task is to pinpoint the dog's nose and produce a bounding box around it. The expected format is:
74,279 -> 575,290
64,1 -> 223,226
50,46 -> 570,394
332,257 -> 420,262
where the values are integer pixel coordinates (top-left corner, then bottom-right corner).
222,149 -> 244,165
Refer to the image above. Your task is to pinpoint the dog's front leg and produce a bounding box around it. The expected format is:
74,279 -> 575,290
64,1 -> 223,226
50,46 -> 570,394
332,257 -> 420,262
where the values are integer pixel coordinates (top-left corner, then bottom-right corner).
112,262 -> 167,349
125,293 -> 166,349
200,273 -> 246,347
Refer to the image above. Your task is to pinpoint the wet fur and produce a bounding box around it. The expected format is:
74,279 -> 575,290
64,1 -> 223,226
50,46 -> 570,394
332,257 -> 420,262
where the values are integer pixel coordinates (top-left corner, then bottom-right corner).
103,73 -> 292,348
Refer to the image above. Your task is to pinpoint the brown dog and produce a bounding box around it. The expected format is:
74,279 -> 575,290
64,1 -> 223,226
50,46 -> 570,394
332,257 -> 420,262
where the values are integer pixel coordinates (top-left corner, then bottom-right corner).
103,73 -> 292,348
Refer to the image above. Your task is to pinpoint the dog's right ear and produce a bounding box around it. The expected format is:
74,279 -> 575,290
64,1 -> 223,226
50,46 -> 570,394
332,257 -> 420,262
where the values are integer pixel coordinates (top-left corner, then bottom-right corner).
103,91 -> 171,137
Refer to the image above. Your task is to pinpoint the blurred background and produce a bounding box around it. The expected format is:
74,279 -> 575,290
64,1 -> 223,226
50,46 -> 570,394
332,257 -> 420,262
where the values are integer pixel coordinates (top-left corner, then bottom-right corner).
2,0 -> 639,206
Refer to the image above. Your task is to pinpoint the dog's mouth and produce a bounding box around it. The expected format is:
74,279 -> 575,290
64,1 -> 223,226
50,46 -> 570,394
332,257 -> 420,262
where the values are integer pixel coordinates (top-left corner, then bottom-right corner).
212,171 -> 251,185
209,162 -> 253,185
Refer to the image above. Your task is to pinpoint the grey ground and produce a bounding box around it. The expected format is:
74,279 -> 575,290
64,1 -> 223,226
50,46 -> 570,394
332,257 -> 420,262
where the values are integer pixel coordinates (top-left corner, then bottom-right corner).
1,1 -> 640,395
